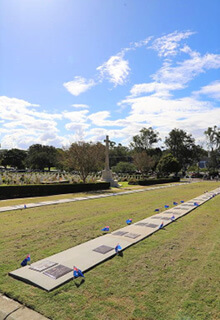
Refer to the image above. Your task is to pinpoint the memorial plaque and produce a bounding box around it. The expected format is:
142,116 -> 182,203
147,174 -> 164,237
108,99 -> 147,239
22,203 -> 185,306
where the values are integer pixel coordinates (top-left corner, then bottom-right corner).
135,222 -> 148,226
112,231 -> 128,236
163,211 -> 176,214
93,245 -> 114,254
145,223 -> 158,228
29,260 -> 58,272
43,264 -> 72,279
124,233 -> 140,239
180,204 -> 194,207
151,216 -> 171,220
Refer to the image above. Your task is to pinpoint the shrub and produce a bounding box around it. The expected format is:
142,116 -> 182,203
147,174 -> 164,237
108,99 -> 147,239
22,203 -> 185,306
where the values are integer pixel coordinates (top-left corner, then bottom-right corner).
0,182 -> 110,200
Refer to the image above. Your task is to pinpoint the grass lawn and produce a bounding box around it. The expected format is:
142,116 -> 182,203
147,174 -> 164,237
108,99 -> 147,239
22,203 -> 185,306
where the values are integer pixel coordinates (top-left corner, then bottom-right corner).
0,181 -> 219,320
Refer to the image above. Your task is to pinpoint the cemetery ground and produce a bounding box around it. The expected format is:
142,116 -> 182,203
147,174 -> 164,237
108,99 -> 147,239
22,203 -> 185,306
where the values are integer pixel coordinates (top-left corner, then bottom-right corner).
0,182 -> 219,320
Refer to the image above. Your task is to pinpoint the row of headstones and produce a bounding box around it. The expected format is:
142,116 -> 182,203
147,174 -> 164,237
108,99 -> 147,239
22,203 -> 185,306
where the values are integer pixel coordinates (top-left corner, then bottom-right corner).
0,172 -> 98,185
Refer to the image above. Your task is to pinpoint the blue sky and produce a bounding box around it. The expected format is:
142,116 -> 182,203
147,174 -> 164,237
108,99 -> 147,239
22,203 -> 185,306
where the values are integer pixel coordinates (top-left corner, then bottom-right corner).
0,0 -> 220,149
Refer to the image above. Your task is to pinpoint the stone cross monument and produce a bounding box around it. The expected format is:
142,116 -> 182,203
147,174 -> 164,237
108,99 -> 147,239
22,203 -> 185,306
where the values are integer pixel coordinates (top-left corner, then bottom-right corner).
104,135 -> 110,171
101,135 -> 119,187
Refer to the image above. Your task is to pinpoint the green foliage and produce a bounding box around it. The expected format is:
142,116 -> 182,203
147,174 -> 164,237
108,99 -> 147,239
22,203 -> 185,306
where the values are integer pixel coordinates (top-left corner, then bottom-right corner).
157,153 -> 180,176
130,127 -> 160,151
129,177 -> 180,185
64,141 -> 105,182
112,161 -> 136,173
128,177 -> 138,185
133,151 -> 155,176
26,144 -> 58,170
1,148 -> 27,169
109,143 -> 132,167
0,182 -> 110,200
204,125 -> 220,151
165,129 -> 203,171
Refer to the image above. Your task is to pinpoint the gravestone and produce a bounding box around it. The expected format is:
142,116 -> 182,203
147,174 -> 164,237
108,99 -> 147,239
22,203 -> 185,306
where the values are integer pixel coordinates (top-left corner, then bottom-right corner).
101,135 -> 119,187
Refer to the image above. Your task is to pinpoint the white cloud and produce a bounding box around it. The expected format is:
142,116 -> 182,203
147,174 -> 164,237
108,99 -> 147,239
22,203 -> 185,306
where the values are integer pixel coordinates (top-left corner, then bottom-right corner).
153,52 -> 220,88
194,80 -> 220,100
132,36 -> 153,48
72,104 -> 90,109
150,30 -> 195,57
119,93 -> 220,144
130,82 -> 183,98
63,76 -> 96,96
63,110 -> 89,122
97,52 -> 130,86
0,96 -> 64,148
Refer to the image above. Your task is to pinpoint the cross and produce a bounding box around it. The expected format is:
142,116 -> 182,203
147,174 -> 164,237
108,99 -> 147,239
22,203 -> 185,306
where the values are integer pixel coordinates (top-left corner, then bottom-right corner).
104,135 -> 110,171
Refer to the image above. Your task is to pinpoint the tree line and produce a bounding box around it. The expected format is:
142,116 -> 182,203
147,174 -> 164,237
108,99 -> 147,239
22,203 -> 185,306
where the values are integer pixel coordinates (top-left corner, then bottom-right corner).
0,126 -> 219,182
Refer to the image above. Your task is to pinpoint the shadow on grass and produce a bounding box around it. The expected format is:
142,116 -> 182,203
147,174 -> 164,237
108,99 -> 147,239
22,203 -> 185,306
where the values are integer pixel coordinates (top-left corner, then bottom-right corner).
74,278 -> 85,288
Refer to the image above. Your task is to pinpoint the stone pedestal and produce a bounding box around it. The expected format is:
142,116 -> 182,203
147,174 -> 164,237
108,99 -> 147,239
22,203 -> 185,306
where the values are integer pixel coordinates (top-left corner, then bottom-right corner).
101,169 -> 119,187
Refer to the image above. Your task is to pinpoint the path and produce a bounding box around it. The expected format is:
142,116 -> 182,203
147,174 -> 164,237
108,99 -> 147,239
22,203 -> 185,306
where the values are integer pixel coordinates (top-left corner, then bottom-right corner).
0,182 -> 188,213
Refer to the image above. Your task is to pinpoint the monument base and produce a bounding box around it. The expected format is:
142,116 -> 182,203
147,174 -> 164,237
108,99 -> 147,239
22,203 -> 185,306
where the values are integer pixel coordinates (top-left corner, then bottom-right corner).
101,169 -> 119,187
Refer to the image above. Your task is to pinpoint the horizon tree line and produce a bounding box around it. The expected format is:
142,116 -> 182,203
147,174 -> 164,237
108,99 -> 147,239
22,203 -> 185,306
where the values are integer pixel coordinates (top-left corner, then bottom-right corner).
0,126 -> 219,182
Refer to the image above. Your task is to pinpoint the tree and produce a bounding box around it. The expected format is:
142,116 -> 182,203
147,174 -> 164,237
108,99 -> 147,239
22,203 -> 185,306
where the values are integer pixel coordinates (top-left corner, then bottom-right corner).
130,127 -> 160,152
1,149 -> 27,169
204,126 -> 220,172
112,162 -> 136,174
109,143 -> 132,167
165,129 -> 198,171
65,141 -> 105,182
204,126 -> 220,152
133,151 -> 155,177
26,144 -> 58,171
156,153 -> 180,176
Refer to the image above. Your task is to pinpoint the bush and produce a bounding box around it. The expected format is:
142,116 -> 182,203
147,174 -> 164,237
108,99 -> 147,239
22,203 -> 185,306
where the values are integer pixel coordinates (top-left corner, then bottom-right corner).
128,178 -> 138,185
128,177 -> 180,186
0,182 -> 110,200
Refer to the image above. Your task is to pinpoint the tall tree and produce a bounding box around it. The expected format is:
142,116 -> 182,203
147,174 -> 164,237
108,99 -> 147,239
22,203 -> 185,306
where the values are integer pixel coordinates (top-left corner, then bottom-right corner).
1,149 -> 27,169
204,126 -> 220,152
156,153 -> 180,176
204,126 -> 220,172
109,142 -> 131,167
133,151 -> 155,177
65,141 -> 105,182
26,144 -> 58,171
112,161 -> 136,174
130,127 -> 160,152
165,129 -> 198,171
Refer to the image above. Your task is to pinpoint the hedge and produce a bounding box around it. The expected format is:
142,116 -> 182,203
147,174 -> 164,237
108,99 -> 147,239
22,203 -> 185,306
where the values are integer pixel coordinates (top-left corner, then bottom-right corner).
0,182 -> 110,200
128,177 -> 180,186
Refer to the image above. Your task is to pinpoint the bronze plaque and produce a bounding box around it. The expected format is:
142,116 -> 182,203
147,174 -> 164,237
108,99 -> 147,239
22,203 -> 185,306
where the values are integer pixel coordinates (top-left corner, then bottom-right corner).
29,260 -> 58,272
93,245 -> 114,254
124,233 -> 140,239
43,265 -> 72,279
112,231 -> 128,236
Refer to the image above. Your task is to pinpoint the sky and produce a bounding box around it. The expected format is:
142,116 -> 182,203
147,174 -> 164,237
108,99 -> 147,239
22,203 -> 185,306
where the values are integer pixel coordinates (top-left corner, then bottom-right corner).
0,0 -> 220,150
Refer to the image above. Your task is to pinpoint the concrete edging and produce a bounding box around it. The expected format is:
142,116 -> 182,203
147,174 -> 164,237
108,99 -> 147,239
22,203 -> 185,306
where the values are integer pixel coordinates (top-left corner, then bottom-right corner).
0,294 -> 49,320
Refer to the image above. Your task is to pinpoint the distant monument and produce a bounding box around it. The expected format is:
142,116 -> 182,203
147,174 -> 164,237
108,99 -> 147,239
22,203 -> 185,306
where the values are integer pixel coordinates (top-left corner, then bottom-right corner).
101,135 -> 119,187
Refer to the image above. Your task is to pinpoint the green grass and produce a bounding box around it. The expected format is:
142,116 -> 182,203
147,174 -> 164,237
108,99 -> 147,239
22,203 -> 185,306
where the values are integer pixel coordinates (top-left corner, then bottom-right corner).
0,181 -> 219,320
